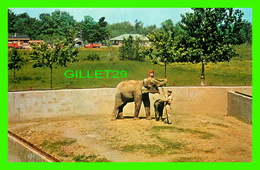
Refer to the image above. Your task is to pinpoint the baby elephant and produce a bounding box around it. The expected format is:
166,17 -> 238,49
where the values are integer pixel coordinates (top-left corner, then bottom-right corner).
154,99 -> 167,121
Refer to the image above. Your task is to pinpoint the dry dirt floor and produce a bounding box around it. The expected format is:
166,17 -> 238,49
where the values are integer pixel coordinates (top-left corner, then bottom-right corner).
8,112 -> 252,162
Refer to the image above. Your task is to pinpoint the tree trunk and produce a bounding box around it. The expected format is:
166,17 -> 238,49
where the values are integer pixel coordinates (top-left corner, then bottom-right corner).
201,61 -> 205,86
13,70 -> 16,83
164,62 -> 167,79
164,62 -> 167,86
50,66 -> 53,90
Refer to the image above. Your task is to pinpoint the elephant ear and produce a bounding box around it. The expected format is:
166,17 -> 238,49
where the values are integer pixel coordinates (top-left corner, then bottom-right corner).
143,78 -> 153,88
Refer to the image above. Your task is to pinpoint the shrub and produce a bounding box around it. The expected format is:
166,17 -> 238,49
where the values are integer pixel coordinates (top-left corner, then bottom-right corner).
119,36 -> 145,61
85,53 -> 101,61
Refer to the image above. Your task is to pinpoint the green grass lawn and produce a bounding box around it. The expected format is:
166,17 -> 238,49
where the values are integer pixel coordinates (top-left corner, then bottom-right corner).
8,44 -> 252,91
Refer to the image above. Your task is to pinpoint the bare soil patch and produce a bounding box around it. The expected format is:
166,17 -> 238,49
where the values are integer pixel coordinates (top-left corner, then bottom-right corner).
8,113 -> 252,162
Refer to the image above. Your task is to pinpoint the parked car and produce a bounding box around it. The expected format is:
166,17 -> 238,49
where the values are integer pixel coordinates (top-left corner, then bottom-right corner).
8,43 -> 19,49
8,43 -> 26,49
84,43 -> 102,48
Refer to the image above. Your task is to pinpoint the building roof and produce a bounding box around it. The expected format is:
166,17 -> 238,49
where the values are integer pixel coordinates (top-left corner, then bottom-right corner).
29,40 -> 44,43
8,34 -> 30,38
8,34 -> 30,40
74,38 -> 83,42
110,34 -> 149,41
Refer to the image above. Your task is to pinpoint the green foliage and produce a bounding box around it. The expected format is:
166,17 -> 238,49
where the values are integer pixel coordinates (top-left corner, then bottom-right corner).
7,43 -> 252,91
178,8 -> 243,64
8,10 -> 41,39
119,36 -> 145,61
80,16 -> 109,43
8,48 -> 25,81
8,48 -> 24,71
107,21 -> 158,38
240,21 -> 252,43
107,21 -> 136,38
39,11 -> 79,39
85,53 -> 101,61
148,22 -> 175,64
147,22 -> 176,78
30,39 -> 79,89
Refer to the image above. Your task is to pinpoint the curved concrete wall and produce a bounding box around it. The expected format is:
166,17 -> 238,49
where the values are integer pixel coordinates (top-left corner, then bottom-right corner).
8,86 -> 252,123
228,91 -> 252,123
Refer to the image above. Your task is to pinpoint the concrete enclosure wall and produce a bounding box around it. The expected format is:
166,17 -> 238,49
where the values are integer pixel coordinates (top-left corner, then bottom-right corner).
8,134 -> 51,162
227,91 -> 252,123
8,87 -> 252,123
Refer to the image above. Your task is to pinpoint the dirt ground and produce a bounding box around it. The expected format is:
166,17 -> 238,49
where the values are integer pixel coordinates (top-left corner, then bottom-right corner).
8,112 -> 252,162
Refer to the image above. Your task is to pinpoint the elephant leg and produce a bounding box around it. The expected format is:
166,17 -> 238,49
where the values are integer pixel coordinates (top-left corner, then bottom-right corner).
155,109 -> 159,121
154,101 -> 159,121
111,96 -> 123,121
134,96 -> 142,120
117,102 -> 127,119
142,93 -> 151,120
158,106 -> 164,121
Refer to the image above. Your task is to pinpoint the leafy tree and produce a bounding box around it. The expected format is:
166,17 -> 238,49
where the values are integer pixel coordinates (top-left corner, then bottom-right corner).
142,24 -> 158,36
147,22 -> 175,78
30,39 -> 78,89
8,9 -> 17,33
80,16 -> 109,43
163,19 -> 174,30
39,11 -> 78,40
240,21 -> 252,43
8,10 -> 41,39
107,21 -> 136,38
98,17 -> 109,42
119,35 -> 145,61
135,20 -> 144,34
8,48 -> 25,82
178,8 -> 241,84
108,21 -> 158,38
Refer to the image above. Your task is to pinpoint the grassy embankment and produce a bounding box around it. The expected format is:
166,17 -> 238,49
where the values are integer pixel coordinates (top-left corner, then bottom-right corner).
8,43 -> 252,91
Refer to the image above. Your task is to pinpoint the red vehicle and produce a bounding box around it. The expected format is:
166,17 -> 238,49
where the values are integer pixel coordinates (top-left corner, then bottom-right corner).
8,43 -> 19,49
84,43 -> 102,48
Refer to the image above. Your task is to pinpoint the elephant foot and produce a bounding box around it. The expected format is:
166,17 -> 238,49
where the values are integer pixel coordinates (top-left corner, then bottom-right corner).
133,117 -> 139,120
117,116 -> 124,119
117,113 -> 124,119
146,116 -> 152,120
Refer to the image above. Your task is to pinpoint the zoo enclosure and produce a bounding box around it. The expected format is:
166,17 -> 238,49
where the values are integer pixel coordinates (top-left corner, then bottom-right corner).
8,86 -> 252,162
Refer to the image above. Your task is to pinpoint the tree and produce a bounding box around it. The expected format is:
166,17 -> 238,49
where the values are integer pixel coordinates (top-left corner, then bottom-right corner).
38,11 -> 78,41
8,9 -> 17,33
119,35 -> 145,61
80,16 -> 109,43
240,21 -> 252,43
142,24 -> 158,36
147,22 -> 175,78
179,8 -> 241,85
30,39 -> 78,89
8,48 -> 25,82
8,10 -> 41,39
107,22 -> 136,38
98,17 -> 109,42
135,20 -> 144,34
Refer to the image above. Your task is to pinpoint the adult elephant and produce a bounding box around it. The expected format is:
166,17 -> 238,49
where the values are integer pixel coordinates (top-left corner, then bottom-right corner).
111,78 -> 167,120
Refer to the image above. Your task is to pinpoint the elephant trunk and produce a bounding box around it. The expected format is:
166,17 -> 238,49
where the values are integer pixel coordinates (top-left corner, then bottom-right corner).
154,79 -> 167,87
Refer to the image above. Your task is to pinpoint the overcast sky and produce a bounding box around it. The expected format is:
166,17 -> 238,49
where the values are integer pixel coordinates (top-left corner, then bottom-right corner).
9,8 -> 252,27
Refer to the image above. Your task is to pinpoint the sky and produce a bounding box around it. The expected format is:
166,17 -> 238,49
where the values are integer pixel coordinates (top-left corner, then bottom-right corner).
9,8 -> 252,27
